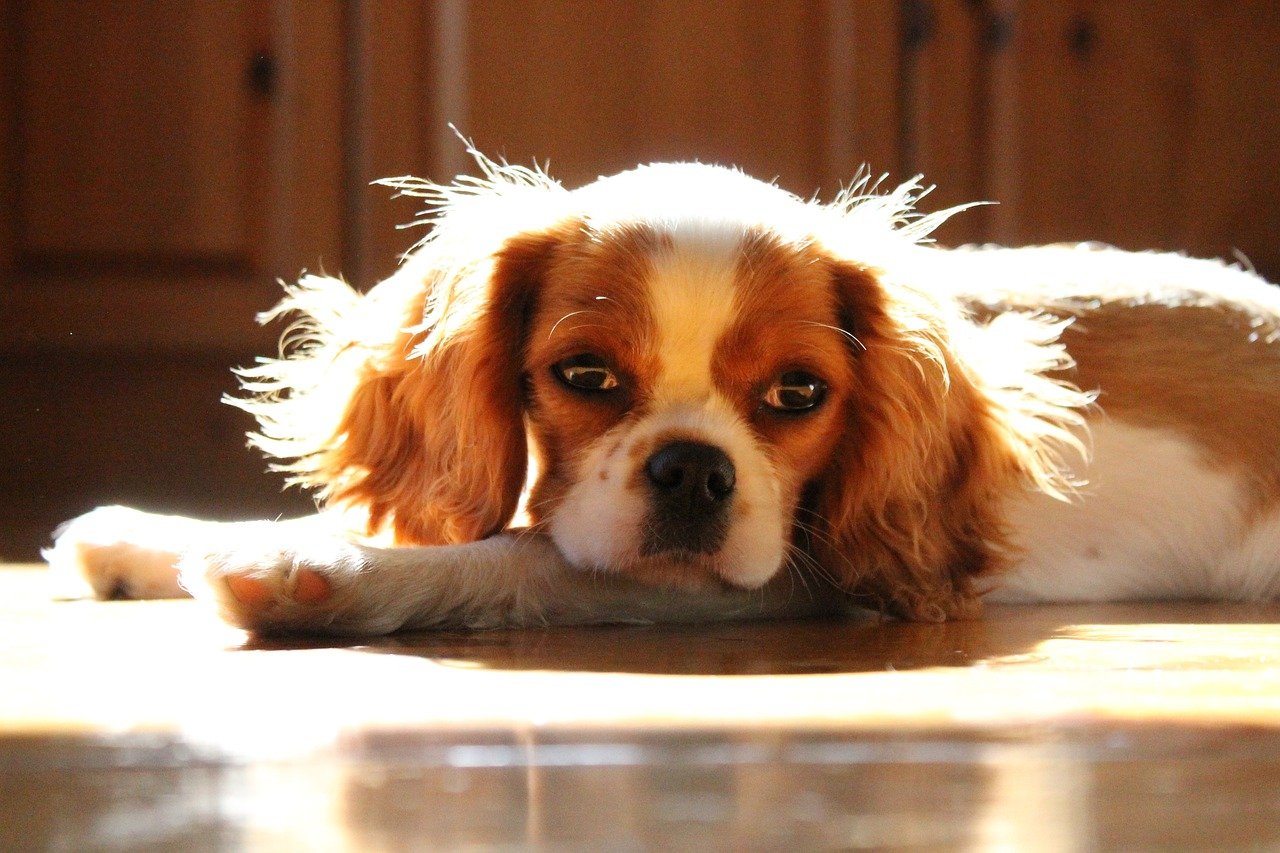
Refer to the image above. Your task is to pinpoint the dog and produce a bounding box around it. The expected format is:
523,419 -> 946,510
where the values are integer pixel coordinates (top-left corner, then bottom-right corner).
45,154 -> 1280,635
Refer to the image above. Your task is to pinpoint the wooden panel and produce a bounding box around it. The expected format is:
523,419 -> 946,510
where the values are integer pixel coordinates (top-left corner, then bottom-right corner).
0,275 -> 282,352
266,1 -> 347,279
346,0 -> 436,289
1178,2 -> 1280,281
836,0 -> 901,188
1,0 -> 347,354
992,2 -> 1188,247
445,1 -> 854,196
16,1 -> 259,263
0,2 -> 346,558
986,1 -> 1280,280
0,1 -> 15,275
347,0 -> 904,283
900,0 -> 989,245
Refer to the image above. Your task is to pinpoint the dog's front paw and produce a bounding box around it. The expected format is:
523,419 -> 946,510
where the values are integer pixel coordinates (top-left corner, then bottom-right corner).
181,541 -> 403,635
44,506 -> 190,600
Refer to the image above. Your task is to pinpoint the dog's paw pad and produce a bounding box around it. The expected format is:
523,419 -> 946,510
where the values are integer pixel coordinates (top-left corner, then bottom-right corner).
292,568 -> 332,604
225,574 -> 273,608
182,543 -> 372,634
224,566 -> 331,608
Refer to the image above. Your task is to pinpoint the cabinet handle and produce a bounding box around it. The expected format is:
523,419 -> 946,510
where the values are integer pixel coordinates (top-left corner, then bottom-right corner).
1067,16 -> 1096,59
964,0 -> 1014,54
247,51 -> 277,98
901,0 -> 935,53
982,11 -> 1014,53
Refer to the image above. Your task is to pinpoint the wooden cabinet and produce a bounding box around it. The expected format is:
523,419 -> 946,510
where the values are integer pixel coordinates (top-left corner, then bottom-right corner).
904,0 -> 1280,274
2,0 -> 345,352
351,0 -> 1280,279
2,1 -> 1277,558
346,0 -> 899,286
0,1 -> 345,554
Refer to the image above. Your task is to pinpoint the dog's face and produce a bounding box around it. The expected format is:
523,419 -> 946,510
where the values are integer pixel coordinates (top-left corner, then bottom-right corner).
520,219 -> 856,590
257,161 -> 1085,618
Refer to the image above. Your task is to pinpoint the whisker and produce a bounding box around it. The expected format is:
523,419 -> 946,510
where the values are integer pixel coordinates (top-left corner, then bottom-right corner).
799,320 -> 867,352
781,545 -> 814,600
548,310 -> 598,339
785,537 -> 841,590
789,512 -> 852,588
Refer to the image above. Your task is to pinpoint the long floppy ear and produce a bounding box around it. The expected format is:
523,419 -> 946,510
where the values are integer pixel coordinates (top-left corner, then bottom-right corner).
335,231 -> 565,543
808,260 -> 1086,621
237,228 -> 564,545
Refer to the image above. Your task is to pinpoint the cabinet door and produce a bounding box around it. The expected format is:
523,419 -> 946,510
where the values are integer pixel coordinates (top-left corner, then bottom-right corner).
0,1 -> 341,557
984,1 -> 1280,280
1,0 -> 345,351
347,0 -> 903,286
872,0 -> 1280,278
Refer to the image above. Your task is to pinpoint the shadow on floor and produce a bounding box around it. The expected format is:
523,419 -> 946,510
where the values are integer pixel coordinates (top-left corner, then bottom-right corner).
238,600 -> 1280,676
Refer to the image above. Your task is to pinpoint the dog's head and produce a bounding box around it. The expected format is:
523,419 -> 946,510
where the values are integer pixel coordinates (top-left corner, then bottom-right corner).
242,159 -> 1085,619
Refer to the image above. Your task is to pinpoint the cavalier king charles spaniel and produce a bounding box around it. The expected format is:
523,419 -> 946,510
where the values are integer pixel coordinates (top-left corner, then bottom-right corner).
46,154 -> 1280,634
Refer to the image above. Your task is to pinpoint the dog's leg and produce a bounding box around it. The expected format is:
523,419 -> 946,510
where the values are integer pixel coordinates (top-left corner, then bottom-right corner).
45,506 -> 207,600
44,506 -> 330,602
180,531 -> 833,635
47,507 -> 838,634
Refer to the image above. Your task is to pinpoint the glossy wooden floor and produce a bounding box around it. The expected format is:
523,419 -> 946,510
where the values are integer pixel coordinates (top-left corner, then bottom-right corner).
4,563 -> 1280,849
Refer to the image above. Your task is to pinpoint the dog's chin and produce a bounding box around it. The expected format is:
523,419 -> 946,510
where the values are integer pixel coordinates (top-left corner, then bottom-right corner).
564,548 -> 779,593
620,552 -> 734,591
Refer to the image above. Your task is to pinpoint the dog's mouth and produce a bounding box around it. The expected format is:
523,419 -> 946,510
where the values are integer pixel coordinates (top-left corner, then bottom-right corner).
637,520 -> 729,560
554,516 -> 784,592
614,550 -> 742,592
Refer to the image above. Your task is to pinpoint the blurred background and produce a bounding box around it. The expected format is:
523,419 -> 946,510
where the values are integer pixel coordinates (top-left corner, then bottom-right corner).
1,0 -> 1278,559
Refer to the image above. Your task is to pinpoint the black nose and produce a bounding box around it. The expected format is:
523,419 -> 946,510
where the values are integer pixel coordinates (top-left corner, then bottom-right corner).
642,441 -> 737,557
644,440 -> 736,512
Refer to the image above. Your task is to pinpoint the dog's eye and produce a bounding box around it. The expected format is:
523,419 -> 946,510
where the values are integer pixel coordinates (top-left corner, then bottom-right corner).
763,371 -> 827,413
553,354 -> 620,392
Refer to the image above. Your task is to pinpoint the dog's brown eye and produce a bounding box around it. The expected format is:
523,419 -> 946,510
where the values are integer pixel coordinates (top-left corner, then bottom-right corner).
763,371 -> 827,413
553,354 -> 620,392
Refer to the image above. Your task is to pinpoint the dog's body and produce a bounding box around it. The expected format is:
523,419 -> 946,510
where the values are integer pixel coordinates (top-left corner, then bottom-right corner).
46,159 -> 1280,634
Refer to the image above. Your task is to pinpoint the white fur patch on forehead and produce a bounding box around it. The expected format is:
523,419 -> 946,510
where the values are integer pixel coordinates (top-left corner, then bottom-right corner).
647,220 -> 746,402
576,163 -> 805,231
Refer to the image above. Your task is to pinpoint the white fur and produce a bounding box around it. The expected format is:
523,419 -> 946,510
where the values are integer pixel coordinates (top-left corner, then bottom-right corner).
648,224 -> 742,402
993,419 -> 1276,602
1218,504 -> 1280,600
46,506 -> 197,600
44,507 -> 335,602
576,163 -> 811,243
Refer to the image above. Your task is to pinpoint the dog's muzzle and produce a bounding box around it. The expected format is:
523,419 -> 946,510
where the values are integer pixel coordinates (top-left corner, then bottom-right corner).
640,440 -> 735,557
